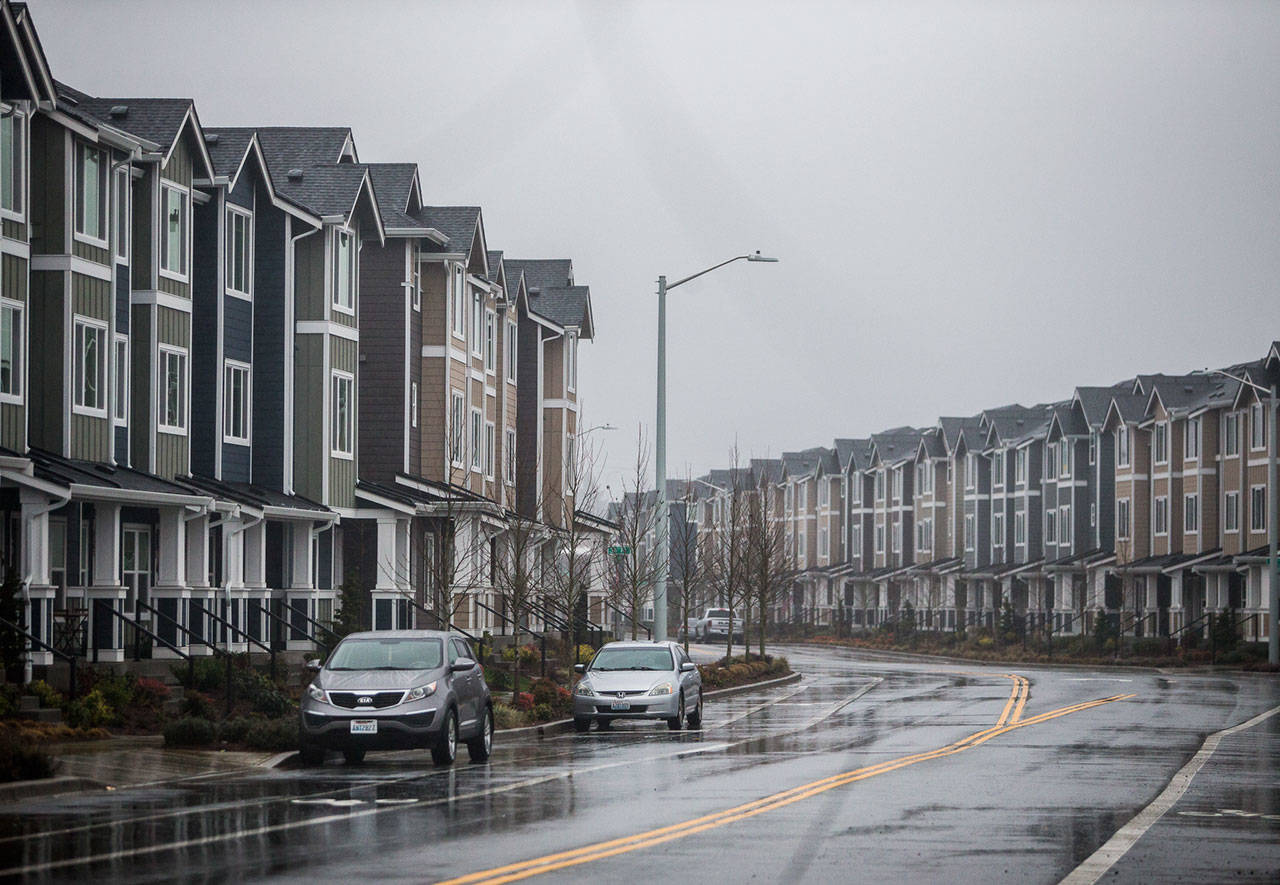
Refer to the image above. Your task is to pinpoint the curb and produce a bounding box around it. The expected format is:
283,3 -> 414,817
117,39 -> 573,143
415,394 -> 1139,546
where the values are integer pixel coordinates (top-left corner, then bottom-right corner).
0,776 -> 105,804
703,670 -> 801,700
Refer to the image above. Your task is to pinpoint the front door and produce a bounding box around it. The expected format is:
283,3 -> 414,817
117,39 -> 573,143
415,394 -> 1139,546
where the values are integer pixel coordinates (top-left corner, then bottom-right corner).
122,525 -> 152,615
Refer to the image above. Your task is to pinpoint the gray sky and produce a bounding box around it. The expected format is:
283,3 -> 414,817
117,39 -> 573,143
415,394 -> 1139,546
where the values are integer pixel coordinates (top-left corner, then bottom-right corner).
34,0 -> 1280,489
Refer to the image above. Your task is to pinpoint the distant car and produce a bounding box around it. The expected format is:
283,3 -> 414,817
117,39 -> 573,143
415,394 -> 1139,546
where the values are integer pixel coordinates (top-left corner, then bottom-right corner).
690,608 -> 743,642
298,630 -> 492,766
572,640 -> 702,732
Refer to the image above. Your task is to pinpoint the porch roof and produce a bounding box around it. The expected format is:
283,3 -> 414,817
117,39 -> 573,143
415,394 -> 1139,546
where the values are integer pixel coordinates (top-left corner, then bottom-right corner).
28,449 -> 211,507
183,473 -> 331,519
906,556 -> 964,575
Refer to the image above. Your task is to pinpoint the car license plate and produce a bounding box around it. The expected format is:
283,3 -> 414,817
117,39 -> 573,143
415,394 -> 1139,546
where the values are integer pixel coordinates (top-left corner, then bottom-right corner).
350,719 -> 377,734
610,701 -> 631,711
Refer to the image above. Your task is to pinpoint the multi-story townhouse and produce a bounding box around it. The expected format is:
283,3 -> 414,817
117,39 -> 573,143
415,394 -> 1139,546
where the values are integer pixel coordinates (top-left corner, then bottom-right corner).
779,448 -> 823,623
866,427 -> 923,621
1101,392 -> 1152,621
946,417 -> 990,627
832,437 -> 874,626
905,426 -> 961,629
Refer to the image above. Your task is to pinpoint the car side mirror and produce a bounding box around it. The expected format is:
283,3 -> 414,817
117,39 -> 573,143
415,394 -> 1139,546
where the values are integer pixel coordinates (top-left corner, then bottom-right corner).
305,659 -> 322,672
680,661 -> 696,672
451,657 -> 477,673
574,663 -> 586,674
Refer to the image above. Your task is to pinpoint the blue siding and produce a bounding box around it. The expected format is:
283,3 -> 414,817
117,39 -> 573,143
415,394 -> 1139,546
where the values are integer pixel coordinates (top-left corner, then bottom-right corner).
114,425 -> 128,465
223,442 -> 250,484
115,265 -> 129,329
190,194 -> 220,478
224,297 -> 252,363
252,206 -> 287,490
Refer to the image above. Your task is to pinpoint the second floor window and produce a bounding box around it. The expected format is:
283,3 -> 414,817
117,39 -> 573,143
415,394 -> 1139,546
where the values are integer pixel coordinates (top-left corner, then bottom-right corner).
1184,494 -> 1198,533
160,183 -> 188,277
471,294 -> 483,357
1117,498 -> 1131,540
450,392 -> 464,465
992,512 -> 1004,548
892,468 -> 902,500
875,524 -> 884,554
76,143 -> 108,243
505,428 -> 516,484
1015,449 -> 1027,485
158,345 -> 187,432
0,300 -> 21,401
964,514 -> 975,551
1224,491 -> 1239,533
1116,427 -> 1130,467
112,335 -> 127,424
818,527 -> 828,557
410,381 -> 418,429
224,361 -> 250,443
1060,444 -> 1071,479
874,471 -> 885,501
73,319 -> 106,415
1185,417 -> 1200,460
818,479 -> 829,507
1060,505 -> 1072,546
1251,403 -> 1266,451
452,268 -> 465,338
1154,496 -> 1168,536
333,229 -> 354,312
331,371 -> 353,457
227,208 -> 252,297
484,310 -> 496,372
1250,486 -> 1266,533
1045,510 -> 1057,544
1224,413 -> 1239,456
1153,422 -> 1168,464
506,320 -> 517,382
566,333 -> 577,392
1,112 -> 24,216
114,167 -> 129,260
1014,512 -> 1025,545
470,407 -> 482,470
965,453 -> 977,490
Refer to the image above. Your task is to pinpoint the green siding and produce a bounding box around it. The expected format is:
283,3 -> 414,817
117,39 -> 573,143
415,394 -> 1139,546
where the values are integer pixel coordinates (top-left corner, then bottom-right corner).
295,231 -> 324,321
27,272 -> 63,452
69,411 -> 108,462
293,335 -> 324,503
1,254 -> 24,303
30,117 -> 66,256
156,305 -> 190,348
2,219 -> 25,241
131,175 -> 152,290
72,272 -> 110,321
154,305 -> 190,479
162,139 -> 193,187
1,255 -> 25,450
130,306 -> 152,470
72,238 -> 110,265
155,425 -> 187,479
328,336 -> 357,508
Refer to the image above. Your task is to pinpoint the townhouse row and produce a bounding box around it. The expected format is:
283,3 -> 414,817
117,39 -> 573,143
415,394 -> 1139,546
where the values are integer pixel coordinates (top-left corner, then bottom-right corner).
682,344 -> 1278,644
0,1 -> 608,670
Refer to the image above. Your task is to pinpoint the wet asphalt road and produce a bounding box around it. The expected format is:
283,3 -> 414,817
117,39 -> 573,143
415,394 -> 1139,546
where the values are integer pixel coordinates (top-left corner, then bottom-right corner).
2,644 -> 1277,884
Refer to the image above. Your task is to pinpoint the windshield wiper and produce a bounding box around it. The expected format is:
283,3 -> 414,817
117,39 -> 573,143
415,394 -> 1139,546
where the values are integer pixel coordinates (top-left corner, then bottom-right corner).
626,666 -> 657,670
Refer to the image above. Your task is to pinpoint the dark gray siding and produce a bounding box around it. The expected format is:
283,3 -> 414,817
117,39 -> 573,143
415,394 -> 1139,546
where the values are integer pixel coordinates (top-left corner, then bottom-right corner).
252,207 -> 287,490
356,240 -> 406,483
515,314 -> 542,517
224,297 -> 252,363
190,192 -> 219,478
223,443 -> 250,483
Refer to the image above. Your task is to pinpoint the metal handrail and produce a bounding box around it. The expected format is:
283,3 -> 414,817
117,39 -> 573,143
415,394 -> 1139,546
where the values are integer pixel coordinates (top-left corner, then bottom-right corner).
1166,610 -> 1212,653
603,601 -> 651,640
0,615 -> 79,700
399,596 -> 479,644
473,598 -> 545,676
136,599 -> 216,686
527,598 -> 570,631
248,600 -> 330,656
190,600 -> 277,680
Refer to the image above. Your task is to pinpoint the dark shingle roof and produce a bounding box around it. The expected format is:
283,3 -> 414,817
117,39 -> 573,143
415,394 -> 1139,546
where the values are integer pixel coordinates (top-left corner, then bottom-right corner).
243,126 -> 353,178
486,251 -> 503,283
202,128 -> 255,180
532,286 -> 591,329
869,427 -> 924,465
1148,373 -> 1239,417
919,428 -> 947,459
505,258 -> 572,291
1109,393 -> 1148,425
417,206 -> 481,255
367,163 -> 425,230
834,438 -> 869,472
782,447 -> 829,479
750,458 -> 784,485
274,162 -> 370,218
1075,383 -> 1131,429
56,81 -> 193,151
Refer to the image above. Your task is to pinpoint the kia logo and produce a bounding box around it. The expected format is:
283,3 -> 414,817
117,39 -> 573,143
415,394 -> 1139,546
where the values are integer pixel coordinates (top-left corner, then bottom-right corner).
358,696 -> 373,705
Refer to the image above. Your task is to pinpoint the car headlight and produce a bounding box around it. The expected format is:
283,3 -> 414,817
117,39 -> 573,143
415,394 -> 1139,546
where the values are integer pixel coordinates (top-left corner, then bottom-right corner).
406,681 -> 438,702
647,682 -> 674,696
575,680 -> 595,697
307,684 -> 327,703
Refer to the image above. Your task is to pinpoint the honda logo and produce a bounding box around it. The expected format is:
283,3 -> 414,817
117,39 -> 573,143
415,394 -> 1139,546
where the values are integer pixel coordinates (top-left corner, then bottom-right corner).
358,696 -> 374,705
617,692 -> 627,699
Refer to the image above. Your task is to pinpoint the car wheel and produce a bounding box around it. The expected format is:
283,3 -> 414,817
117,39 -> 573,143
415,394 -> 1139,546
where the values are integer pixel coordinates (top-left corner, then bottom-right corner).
668,693 -> 685,731
466,706 -> 494,763
573,717 -> 591,733
342,747 -> 366,764
687,694 -> 703,730
431,708 -> 458,766
298,743 -> 325,766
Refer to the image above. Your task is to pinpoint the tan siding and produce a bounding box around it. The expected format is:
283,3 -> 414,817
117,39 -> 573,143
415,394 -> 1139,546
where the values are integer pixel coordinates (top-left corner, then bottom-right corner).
420,357 -> 446,480
543,337 -> 564,399
421,264 -> 447,344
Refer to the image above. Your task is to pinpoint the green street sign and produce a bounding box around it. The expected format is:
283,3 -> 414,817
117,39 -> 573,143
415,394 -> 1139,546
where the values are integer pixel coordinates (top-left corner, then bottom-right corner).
607,545 -> 632,556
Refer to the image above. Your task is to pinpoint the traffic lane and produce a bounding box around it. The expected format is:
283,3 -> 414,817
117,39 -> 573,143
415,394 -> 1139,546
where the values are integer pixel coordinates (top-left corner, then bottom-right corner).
1100,708 -> 1280,884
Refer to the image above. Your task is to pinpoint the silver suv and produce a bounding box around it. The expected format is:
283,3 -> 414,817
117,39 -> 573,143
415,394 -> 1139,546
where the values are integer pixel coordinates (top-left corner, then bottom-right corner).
572,640 -> 702,732
298,630 -> 492,765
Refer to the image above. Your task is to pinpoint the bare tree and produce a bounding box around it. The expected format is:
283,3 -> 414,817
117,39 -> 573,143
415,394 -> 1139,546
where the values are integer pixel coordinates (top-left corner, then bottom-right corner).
702,451 -> 750,658
607,428 -> 661,640
544,430 -> 605,664
745,473 -> 791,658
670,476 -> 705,653
489,510 -> 546,702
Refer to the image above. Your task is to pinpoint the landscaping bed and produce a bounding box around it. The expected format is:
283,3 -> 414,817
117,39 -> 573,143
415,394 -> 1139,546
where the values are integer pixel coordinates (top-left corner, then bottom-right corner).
697,654 -> 792,689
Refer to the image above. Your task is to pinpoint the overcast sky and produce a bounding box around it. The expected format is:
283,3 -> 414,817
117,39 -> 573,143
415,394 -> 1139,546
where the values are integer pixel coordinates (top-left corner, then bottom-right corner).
33,0 -> 1280,492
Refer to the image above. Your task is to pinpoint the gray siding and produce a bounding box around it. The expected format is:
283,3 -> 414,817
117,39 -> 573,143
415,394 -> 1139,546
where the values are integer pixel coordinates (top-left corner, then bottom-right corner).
329,335 -> 357,508
295,230 -> 324,321
251,206 -> 287,490
189,190 -> 219,477
129,305 -> 151,470
154,305 -> 190,479
293,334 -> 324,503
28,272 -> 63,452
0,254 -> 26,451
355,240 -> 406,483
29,116 -> 65,256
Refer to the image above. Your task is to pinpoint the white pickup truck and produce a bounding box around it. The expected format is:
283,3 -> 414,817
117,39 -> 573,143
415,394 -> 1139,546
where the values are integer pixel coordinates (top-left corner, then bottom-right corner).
687,608 -> 743,642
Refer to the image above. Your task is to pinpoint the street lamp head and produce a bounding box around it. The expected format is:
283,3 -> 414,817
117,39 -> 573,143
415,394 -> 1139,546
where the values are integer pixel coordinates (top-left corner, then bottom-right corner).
746,251 -> 779,262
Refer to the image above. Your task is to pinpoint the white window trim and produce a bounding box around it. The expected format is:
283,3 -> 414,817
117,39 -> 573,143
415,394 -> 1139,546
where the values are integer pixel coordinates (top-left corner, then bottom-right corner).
1184,417 -> 1200,461
1250,403 -> 1267,452
471,293 -> 484,358
505,427 -> 516,485
506,319 -> 517,383
223,359 -> 251,445
330,369 -> 354,459
1117,497 -> 1131,540
1183,493 -> 1198,534
158,180 -> 190,282
470,407 -> 482,470
113,165 -> 129,262
0,111 -> 25,222
1223,412 -> 1240,458
1153,422 -> 1169,466
72,316 -> 108,417
566,332 -> 577,394
1250,485 -> 1267,534
450,391 -> 465,467
225,204 -> 253,300
1153,496 -> 1169,537
451,268 -> 466,341
484,420 -> 496,480
410,381 -> 418,429
1116,427 -> 1131,468
1045,509 -> 1057,545
484,308 -> 496,374
1224,490 -> 1239,533
1014,512 -> 1025,546
1059,504 -> 1071,546
111,333 -> 128,425
0,298 -> 23,405
73,141 -> 109,249
331,227 -> 356,315
157,344 -> 188,434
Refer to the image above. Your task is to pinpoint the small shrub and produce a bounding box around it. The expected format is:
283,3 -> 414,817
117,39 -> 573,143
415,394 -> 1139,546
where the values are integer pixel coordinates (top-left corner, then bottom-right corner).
485,668 -> 512,692
493,703 -> 528,729
27,680 -> 64,710
182,690 -> 215,720
234,669 -> 294,717
177,657 -> 228,693
64,689 -> 113,729
218,716 -> 254,744
164,717 -> 216,747
530,703 -> 554,722
574,644 -> 596,663
133,677 -> 170,709
0,731 -> 54,782
513,691 -> 534,712
243,717 -> 298,751
91,673 -> 136,717
530,678 -> 572,715
0,683 -> 18,718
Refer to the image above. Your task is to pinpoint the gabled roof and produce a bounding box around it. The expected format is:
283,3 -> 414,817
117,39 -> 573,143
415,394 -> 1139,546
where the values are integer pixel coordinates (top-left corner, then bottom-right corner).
486,251 -> 504,284
1074,383 -> 1131,430
781,447 -> 829,480
938,416 -> 983,455
750,458 -> 784,486
203,128 -> 255,180
276,163 -> 379,225
834,438 -> 870,473
367,163 -> 442,239
417,206 -> 482,256
505,259 -> 594,338
916,428 -> 947,461
1104,393 -> 1149,430
982,405 -> 1051,448
1046,401 -> 1088,441
1144,373 -> 1238,421
868,427 -> 924,467
248,126 -> 356,175
508,258 -> 572,291
3,2 -> 57,106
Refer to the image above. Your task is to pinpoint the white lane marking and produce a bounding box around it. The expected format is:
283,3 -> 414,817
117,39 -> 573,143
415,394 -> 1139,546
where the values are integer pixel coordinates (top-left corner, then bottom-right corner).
1062,678 -> 1133,682
1060,702 -> 1280,885
5,680 -> 878,877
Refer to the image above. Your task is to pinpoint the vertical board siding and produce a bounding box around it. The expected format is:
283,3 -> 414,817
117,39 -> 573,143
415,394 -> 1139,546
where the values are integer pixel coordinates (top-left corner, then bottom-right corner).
251,206 -> 286,490
156,302 -> 192,475
329,335 -> 357,508
0,254 -> 26,450
355,241 -> 405,482
295,231 -> 324,321
131,174 -> 152,289
72,238 -> 109,265
189,196 -> 218,477
29,116 -> 65,256
70,412 -> 108,461
28,272 -> 63,452
129,306 -> 152,470
72,272 -> 111,320
1,219 -> 24,241
293,335 -> 324,503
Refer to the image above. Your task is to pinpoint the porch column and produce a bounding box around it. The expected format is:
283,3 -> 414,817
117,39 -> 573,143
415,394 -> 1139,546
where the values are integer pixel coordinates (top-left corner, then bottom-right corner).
87,503 -> 125,662
223,516 -> 248,652
285,522 -> 317,650
19,488 -> 56,667
243,520 -> 269,644
1169,572 -> 1185,635
155,507 -> 196,656
371,515 -> 401,631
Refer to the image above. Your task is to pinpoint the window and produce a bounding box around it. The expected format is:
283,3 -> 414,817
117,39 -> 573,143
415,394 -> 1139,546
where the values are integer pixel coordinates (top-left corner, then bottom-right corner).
819,527 -> 828,558
478,309 -> 494,373
965,514 -> 975,551
819,479 -> 829,507
1014,512 -> 1025,546
785,484 -> 793,512
849,476 -> 861,505
411,257 -> 421,311
0,300 -> 21,401
892,468 -> 902,500
1154,496 -> 1168,536
1046,443 -> 1057,479
1154,422 -> 1168,465
224,361 -> 250,443
470,408 -> 482,470
566,332 -> 577,392
1045,510 -> 1057,544
1224,413 -> 1239,457
1060,444 -> 1071,479
410,381 -> 418,429
0,112 -> 23,216
78,519 -> 92,587
452,267 -> 466,338
992,512 -> 1004,548
112,335 -> 127,423
1224,491 -> 1239,533
505,428 -> 516,484
851,524 -> 862,557
1250,403 -> 1266,451
226,207 -> 252,297
484,421 -> 495,480
1015,449 -> 1027,485
1116,427 -> 1130,467
874,471 -> 885,501
1060,505 -> 1071,546
333,229 -> 354,312
992,451 -> 1004,486
1089,435 -> 1096,465
75,142 -> 108,243
159,183 -> 188,277
158,345 -> 187,432
799,484 -> 807,511
1184,494 -> 1198,533
1117,498 -> 1131,540
506,320 -> 517,382
798,530 -> 807,566
113,167 -> 129,260
331,371 -> 353,457
471,293 -> 483,357
874,524 -> 884,554
891,522 -> 900,554
73,319 -> 107,415
965,453 -> 976,490
1185,417 -> 1200,460
1090,502 -> 1096,528
1251,486 -> 1267,533
450,392 -> 465,465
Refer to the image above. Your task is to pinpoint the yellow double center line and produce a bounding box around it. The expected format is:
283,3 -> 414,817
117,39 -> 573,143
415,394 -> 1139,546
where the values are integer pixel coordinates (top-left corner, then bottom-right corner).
439,677 -> 1134,885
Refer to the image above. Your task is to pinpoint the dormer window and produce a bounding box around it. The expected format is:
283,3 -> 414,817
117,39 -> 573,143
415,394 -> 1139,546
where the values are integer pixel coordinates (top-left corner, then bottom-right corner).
471,292 -> 483,358
226,206 -> 252,298
76,142 -> 109,245
333,229 -> 355,313
1117,426 -> 1131,467
159,182 -> 189,279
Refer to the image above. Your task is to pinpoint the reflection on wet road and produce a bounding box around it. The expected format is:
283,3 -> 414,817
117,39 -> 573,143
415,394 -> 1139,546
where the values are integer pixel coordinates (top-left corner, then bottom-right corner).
2,645 -> 1276,883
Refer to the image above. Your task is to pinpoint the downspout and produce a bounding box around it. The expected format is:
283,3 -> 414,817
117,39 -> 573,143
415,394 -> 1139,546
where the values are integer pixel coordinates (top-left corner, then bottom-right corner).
16,485 -> 72,685
221,507 -> 262,652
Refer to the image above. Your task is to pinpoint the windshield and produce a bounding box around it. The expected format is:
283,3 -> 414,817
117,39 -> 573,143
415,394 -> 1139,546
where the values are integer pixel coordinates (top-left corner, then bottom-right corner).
589,647 -> 675,672
326,638 -> 444,671
707,609 -> 731,619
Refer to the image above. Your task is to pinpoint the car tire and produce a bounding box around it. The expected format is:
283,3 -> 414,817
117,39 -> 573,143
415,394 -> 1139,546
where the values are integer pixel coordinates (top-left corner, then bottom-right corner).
573,717 -> 591,733
342,747 -> 366,764
466,706 -> 494,763
687,694 -> 703,730
298,743 -> 325,766
431,708 -> 458,766
668,693 -> 685,731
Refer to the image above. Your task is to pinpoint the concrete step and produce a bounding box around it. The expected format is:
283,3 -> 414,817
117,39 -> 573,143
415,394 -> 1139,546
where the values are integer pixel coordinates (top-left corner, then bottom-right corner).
18,695 -> 40,712
16,703 -> 62,724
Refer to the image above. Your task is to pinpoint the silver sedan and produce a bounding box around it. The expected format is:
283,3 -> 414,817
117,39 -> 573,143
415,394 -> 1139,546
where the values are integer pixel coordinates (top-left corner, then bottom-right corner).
572,640 -> 703,733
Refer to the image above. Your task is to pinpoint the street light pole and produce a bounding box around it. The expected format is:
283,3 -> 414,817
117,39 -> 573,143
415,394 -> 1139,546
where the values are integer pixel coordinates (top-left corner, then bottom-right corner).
653,253 -> 777,642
